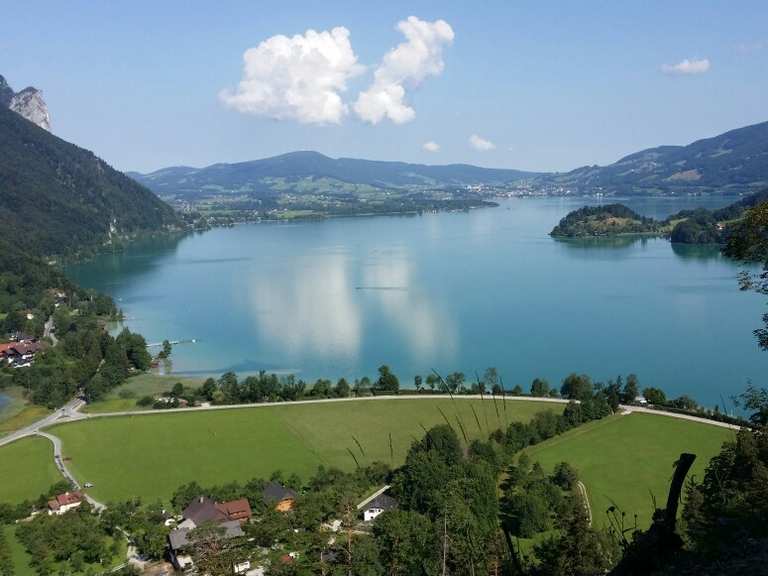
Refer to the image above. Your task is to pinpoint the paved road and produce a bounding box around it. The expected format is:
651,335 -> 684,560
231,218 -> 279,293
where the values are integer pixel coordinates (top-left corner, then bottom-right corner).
43,316 -> 58,346
0,397 -> 85,448
35,430 -> 105,511
620,405 -> 741,430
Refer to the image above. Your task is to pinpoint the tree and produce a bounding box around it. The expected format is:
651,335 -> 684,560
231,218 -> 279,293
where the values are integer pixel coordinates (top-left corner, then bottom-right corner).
560,373 -> 593,401
375,365 -> 399,394
552,462 -> 579,491
353,377 -> 372,397
534,497 -> 618,576
739,384 -> 768,426
200,377 -> 217,401
642,386 -> 666,405
483,367 -> 501,394
171,382 -> 185,398
445,372 -> 465,394
414,375 -> 423,393
158,339 -> 172,359
374,509 -> 435,575
724,199 -> 768,350
530,378 -> 550,397
189,522 -> 242,576
425,373 -> 439,392
501,492 -> 552,538
622,374 -> 639,403
334,377 -> 351,398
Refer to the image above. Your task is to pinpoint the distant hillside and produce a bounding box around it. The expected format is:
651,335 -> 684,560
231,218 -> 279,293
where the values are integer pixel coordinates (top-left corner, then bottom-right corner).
0,105 -> 179,255
130,151 -> 538,199
544,120 -> 768,195
132,120 -> 768,200
551,189 -> 768,243
550,204 -> 664,237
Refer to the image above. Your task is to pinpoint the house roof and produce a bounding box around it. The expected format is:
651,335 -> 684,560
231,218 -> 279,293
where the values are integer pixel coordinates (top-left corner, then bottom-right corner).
48,491 -> 83,510
262,482 -> 297,504
1,341 -> 40,357
168,520 -> 244,551
216,498 -> 252,520
182,496 -> 226,526
365,494 -> 398,512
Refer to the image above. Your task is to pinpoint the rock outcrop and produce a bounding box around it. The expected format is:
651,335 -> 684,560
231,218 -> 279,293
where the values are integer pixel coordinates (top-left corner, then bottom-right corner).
0,74 -> 51,131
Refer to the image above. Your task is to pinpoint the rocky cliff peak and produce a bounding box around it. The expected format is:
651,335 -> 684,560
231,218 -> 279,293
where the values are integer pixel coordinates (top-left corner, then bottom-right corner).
0,74 -> 51,131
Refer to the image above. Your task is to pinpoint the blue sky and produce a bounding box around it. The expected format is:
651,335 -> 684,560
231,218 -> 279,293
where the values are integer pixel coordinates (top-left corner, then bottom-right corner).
3,1 -> 767,173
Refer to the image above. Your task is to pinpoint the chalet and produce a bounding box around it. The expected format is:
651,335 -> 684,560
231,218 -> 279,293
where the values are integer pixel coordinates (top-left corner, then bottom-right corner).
216,498 -> 252,524
168,519 -> 244,572
0,340 -> 41,367
262,482 -> 297,512
47,491 -> 84,515
362,494 -> 398,522
169,495 -> 252,571
177,495 -> 253,529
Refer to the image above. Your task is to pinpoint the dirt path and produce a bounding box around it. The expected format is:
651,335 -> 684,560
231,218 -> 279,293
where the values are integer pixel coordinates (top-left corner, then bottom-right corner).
576,480 -> 592,527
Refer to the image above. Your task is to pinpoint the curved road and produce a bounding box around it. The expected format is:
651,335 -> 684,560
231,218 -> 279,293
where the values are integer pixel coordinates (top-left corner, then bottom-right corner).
0,397 -> 85,448
35,430 -> 105,511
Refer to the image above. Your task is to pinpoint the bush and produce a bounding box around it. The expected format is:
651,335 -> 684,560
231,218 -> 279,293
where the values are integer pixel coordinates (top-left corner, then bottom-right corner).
136,395 -> 154,407
552,462 -> 579,490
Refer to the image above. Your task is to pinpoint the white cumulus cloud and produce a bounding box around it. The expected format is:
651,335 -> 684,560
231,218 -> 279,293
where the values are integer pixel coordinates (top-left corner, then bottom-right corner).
422,140 -> 440,152
469,134 -> 495,151
220,27 -> 364,124
354,16 -> 454,125
661,58 -> 711,75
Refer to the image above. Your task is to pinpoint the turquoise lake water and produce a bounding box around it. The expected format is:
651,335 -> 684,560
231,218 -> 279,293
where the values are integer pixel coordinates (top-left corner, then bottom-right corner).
66,196 -> 766,407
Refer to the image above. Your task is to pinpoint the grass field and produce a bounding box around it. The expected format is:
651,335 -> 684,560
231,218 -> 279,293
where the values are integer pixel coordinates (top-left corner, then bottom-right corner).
51,398 -> 559,503
0,387 -> 50,437
83,373 -> 204,414
525,413 -> 733,529
0,436 -> 63,503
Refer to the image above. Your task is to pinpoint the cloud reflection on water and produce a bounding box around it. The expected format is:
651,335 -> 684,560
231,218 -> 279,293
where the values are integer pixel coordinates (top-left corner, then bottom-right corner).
247,247 -> 456,365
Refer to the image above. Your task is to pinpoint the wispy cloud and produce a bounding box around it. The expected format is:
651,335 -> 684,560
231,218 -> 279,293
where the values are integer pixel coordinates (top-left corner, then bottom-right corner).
220,27 -> 363,124
661,58 -> 711,75
422,140 -> 440,152
469,134 -> 495,151
354,16 -> 454,125
736,40 -> 766,54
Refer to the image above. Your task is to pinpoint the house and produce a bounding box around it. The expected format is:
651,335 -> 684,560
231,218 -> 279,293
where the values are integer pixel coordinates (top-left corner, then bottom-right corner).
168,519 -> 244,571
1,340 -> 41,367
169,495 -> 253,571
178,495 -> 253,529
634,395 -> 648,405
362,494 -> 398,522
47,491 -> 84,515
216,498 -> 252,524
262,482 -> 297,512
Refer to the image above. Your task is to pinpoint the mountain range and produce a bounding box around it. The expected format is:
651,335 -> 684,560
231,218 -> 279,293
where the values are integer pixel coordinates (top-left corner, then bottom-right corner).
132,120 -> 768,199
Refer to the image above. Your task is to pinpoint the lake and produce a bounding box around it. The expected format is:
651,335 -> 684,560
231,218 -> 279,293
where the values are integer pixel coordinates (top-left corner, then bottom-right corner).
66,196 -> 766,407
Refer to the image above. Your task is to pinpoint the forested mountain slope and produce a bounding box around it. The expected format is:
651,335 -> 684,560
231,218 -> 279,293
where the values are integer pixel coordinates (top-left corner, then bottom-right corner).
0,105 -> 178,256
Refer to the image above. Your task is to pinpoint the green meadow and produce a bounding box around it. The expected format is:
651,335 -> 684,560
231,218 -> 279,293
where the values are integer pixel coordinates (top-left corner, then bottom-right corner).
51,398 -> 557,503
524,413 -> 733,529
0,436 -> 63,503
82,373 -> 205,414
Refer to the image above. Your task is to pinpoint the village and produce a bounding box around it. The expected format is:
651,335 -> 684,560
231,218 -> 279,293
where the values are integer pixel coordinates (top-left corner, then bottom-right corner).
37,479 -> 399,575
